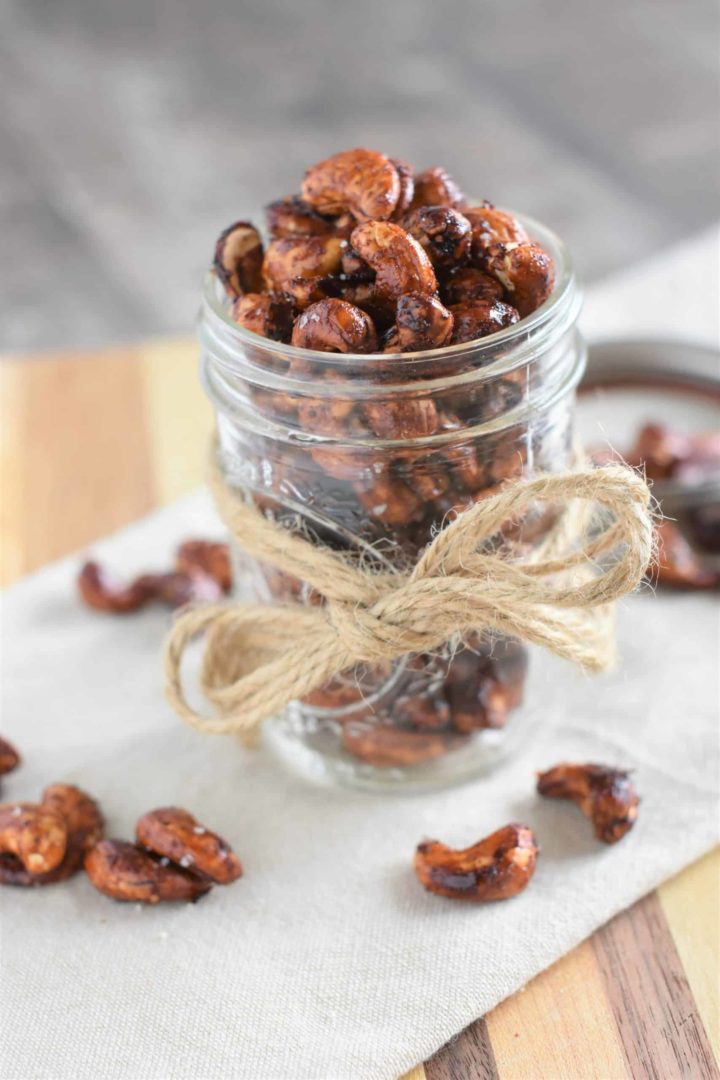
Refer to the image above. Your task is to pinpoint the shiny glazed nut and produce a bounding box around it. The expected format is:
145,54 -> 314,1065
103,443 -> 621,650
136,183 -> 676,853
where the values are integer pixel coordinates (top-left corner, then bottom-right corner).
84,839 -> 212,904
409,166 -> 467,210
389,158 -> 416,218
0,736 -> 20,776
136,807 -> 243,885
0,784 -> 104,887
291,298 -> 378,353
214,221 -> 264,298
175,540 -> 232,592
464,204 -> 529,258
265,195 -> 336,238
653,520 -> 719,590
341,723 -> 468,767
263,236 -> 344,289
450,299 -> 520,343
350,221 -> 437,300
231,292 -> 295,341
484,242 -> 555,317
395,292 -> 454,351
362,397 -> 440,439
301,147 -> 401,222
537,762 -> 639,843
354,475 -> 424,526
404,206 -> 472,267
414,823 -> 539,901
341,247 -> 373,277
0,802 -> 67,874
78,561 -> 154,613
441,266 -> 505,306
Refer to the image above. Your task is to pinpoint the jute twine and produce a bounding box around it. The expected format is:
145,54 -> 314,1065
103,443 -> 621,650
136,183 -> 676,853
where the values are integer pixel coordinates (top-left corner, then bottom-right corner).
163,452 -> 654,737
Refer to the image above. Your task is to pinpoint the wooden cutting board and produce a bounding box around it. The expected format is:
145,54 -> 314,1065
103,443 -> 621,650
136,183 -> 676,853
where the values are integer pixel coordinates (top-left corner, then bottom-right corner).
1,341 -> 717,1080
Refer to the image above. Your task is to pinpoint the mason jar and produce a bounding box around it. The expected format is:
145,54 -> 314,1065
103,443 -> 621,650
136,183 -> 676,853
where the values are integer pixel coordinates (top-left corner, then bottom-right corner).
198,215 -> 584,790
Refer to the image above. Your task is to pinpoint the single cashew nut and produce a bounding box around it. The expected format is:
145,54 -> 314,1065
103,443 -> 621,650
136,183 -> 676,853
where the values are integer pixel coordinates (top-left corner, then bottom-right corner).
262,236 -> 344,290
389,157 -> 416,218
78,561 -> 224,613
464,204 -> 529,259
301,147 -> 401,222
395,292 -> 454,351
231,292 -> 295,341
442,266 -> 505,306
409,166 -> 467,211
0,802 -> 67,874
404,206 -> 472,267
414,823 -> 539,901
0,736 -> 20,776
484,242 -> 555,317
291,298 -> 378,353
84,839 -> 212,904
350,221 -> 437,301
136,807 -> 243,885
214,221 -> 264,299
450,299 -> 520,343
265,195 -> 336,238
537,762 -> 639,844
175,540 -> 232,593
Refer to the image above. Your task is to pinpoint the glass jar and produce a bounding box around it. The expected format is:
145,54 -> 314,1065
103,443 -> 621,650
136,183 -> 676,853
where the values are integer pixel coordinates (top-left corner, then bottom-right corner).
199,215 -> 584,790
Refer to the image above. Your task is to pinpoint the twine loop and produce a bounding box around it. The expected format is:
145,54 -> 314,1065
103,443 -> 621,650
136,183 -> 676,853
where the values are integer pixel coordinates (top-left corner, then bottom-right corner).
163,454 -> 654,737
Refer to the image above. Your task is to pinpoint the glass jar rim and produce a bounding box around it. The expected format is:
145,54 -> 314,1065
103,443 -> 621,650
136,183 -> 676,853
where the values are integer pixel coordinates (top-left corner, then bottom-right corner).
200,211 -> 579,381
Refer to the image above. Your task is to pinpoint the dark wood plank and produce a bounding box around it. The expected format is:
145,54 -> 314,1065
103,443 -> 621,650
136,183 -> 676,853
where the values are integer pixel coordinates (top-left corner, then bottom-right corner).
592,893 -> 719,1080
425,1017 -> 498,1080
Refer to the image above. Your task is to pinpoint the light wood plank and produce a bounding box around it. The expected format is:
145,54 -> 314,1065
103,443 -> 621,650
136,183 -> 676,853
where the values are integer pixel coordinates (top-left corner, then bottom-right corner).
485,940 -> 628,1080
425,1017 -> 498,1080
658,849 -> 720,1060
138,337 -> 213,506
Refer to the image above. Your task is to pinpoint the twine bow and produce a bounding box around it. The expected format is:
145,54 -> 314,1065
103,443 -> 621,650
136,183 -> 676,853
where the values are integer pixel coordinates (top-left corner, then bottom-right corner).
164,457 -> 653,737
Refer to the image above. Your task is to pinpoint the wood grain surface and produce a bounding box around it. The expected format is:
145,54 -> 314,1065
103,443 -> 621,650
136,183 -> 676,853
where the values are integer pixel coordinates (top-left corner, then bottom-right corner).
1,341 -> 718,1080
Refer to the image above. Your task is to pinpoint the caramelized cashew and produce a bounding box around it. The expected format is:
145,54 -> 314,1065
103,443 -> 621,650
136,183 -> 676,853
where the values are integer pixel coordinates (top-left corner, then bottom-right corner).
395,292 -> 454,351
175,540 -> 232,593
291,298 -> 378,353
537,762 -> 639,843
404,206 -> 472,267
409,166 -> 467,210
231,292 -> 295,341
301,147 -> 401,222
0,802 -> 67,875
78,560 -> 225,614
441,266 -> 505,306
265,195 -> 336,238
450,299 -> 520,343
136,807 -> 243,885
414,823 -> 539,901
389,157 -> 416,218
0,736 -> 20,776
262,235 -> 344,290
362,397 -> 440,440
342,723 -> 467,767
213,221 -> 264,299
464,204 -> 529,259
484,242 -> 555,317
84,839 -> 212,904
350,221 -> 437,301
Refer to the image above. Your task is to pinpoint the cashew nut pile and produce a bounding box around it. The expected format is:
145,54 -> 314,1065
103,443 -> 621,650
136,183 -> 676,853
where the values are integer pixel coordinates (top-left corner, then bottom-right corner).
0,737 -> 243,904
214,147 -> 555,351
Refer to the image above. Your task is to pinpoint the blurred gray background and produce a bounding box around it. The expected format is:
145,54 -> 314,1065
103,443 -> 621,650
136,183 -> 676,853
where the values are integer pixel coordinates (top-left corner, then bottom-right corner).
2,0 -> 719,354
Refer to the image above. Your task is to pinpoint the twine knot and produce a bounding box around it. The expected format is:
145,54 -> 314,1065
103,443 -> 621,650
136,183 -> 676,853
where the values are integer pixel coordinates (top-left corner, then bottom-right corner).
163,455 -> 654,737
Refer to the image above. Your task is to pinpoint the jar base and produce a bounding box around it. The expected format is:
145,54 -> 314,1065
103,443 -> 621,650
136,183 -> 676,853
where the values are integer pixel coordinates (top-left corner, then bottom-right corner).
263,713 -> 527,793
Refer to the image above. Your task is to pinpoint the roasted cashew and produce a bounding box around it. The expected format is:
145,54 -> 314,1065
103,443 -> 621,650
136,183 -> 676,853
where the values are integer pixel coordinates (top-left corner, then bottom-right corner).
265,195 -> 336,238
175,540 -> 232,593
395,292 -> 454,351
409,166 -> 467,210
78,561 -> 224,613
136,807 -> 243,885
262,235 -> 344,290
441,266 -> 504,306
84,839 -> 212,904
389,157 -> 415,218
231,292 -> 295,340
450,299 -> 520,343
301,147 -> 401,222
0,802 -> 67,875
291,298 -> 378,353
414,823 -> 538,901
537,762 -> 640,843
350,221 -> 437,301
404,206 -> 472,267
464,204 -> 529,259
0,736 -> 20,776
484,242 -> 555,317
213,221 -> 264,299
